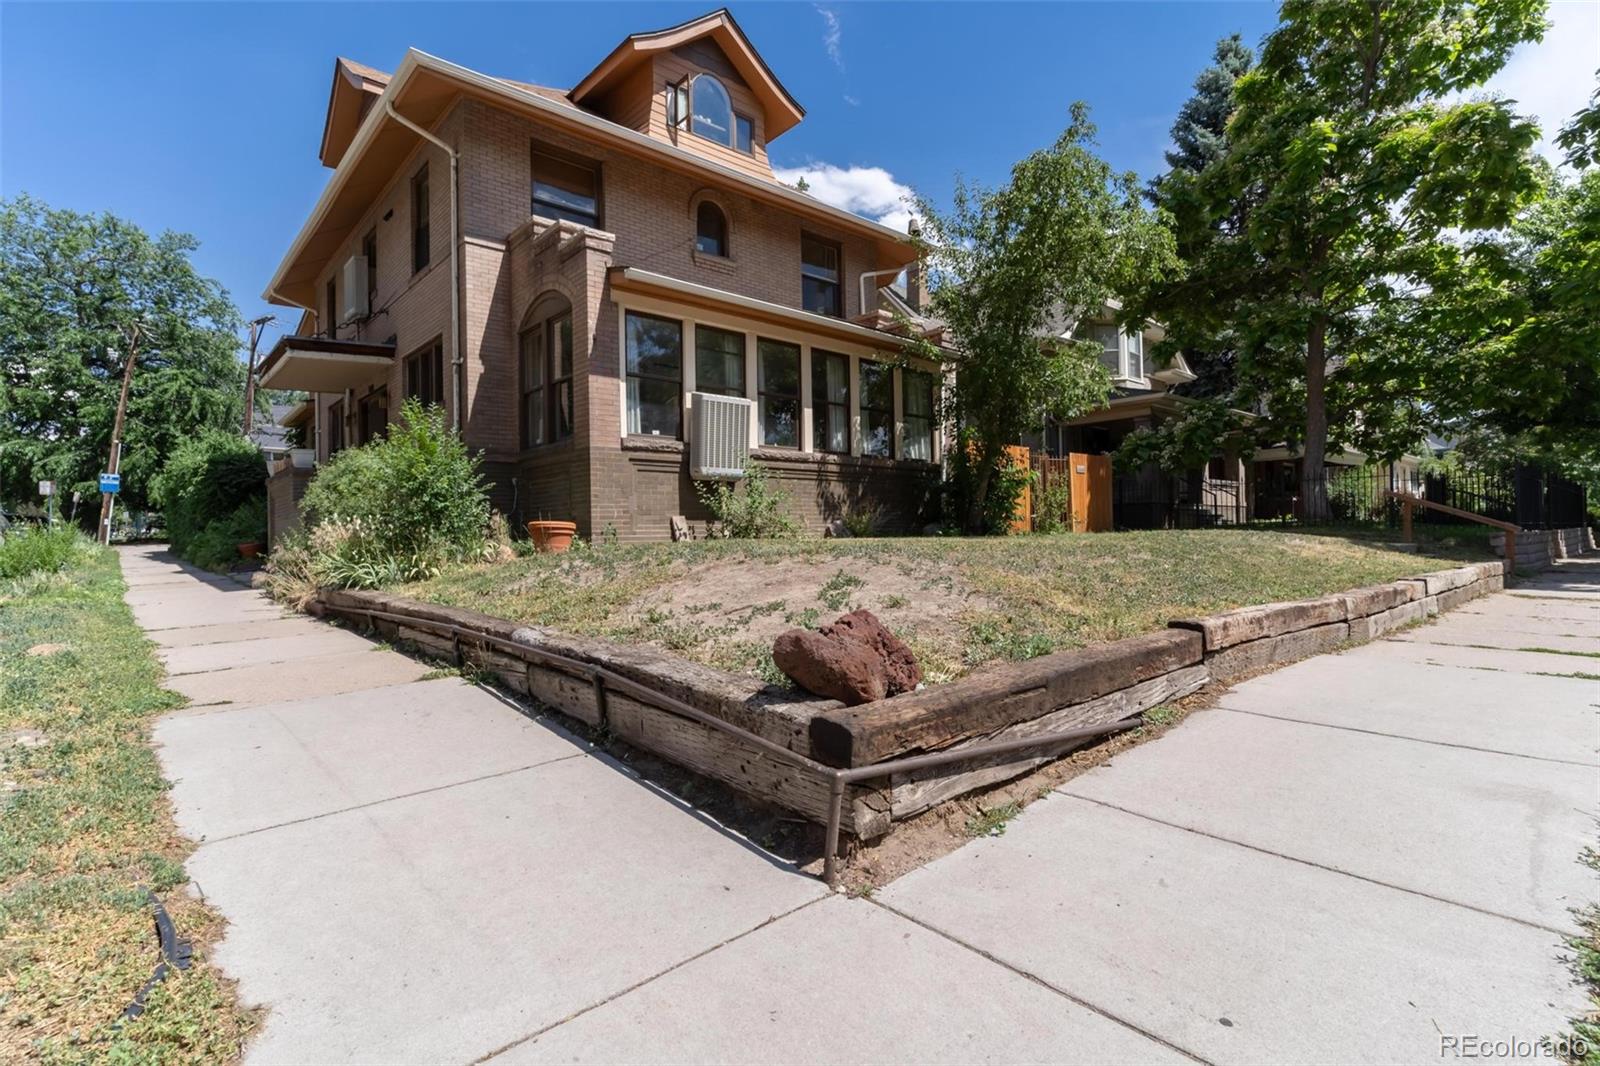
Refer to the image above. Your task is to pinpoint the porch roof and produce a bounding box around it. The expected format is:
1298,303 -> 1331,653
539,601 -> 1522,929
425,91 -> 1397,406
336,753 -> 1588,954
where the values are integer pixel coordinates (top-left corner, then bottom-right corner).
607,267 -> 949,355
257,335 -> 396,392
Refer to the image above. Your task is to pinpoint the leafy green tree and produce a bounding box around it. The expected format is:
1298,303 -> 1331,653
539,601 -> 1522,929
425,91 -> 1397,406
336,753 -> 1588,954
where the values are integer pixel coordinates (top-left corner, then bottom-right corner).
1129,0 -> 1547,514
910,104 -> 1177,531
0,194 -> 245,517
1419,168 -> 1600,463
1557,70 -> 1600,169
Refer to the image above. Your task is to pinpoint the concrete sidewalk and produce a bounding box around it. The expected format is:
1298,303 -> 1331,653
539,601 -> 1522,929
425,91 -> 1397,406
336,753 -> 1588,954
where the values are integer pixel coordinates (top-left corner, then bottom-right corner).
126,544 -> 1597,1064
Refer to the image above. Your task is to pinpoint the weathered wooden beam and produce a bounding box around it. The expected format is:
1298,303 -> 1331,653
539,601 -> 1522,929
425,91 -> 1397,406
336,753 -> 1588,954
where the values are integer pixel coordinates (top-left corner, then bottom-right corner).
808,630 -> 1203,768
887,664 -> 1208,820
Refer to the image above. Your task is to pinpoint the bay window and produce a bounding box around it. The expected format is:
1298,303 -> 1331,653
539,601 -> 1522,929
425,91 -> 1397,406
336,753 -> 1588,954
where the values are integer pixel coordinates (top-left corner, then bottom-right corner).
626,311 -> 682,437
860,360 -> 893,457
695,325 -> 745,397
812,350 -> 850,454
757,338 -> 800,448
902,369 -> 935,461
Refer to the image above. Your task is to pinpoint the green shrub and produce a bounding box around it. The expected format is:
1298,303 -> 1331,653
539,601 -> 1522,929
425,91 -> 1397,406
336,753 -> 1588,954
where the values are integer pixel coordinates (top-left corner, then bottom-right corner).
150,431 -> 265,561
696,462 -> 799,539
842,505 -> 882,538
944,429 -> 1032,535
185,498 -> 267,572
266,400 -> 490,598
1034,481 -> 1070,534
0,523 -> 90,579
301,400 -> 488,559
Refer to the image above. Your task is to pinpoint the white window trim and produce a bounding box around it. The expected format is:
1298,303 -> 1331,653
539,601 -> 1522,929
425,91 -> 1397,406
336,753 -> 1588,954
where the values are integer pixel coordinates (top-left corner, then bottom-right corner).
613,293 -> 942,464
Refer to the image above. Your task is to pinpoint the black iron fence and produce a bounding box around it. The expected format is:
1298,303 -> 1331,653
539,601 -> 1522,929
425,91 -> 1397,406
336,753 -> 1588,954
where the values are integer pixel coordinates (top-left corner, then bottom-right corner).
1111,461 -> 1587,532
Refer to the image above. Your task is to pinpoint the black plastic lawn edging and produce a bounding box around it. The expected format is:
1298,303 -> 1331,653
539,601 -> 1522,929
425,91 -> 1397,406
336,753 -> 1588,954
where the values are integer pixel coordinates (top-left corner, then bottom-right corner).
116,890 -> 193,1024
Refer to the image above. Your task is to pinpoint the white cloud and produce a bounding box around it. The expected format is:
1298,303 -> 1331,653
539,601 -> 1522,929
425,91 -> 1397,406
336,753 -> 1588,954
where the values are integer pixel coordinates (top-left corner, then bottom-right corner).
772,162 -> 920,231
1479,0 -> 1600,162
815,5 -> 844,71
843,94 -> 861,108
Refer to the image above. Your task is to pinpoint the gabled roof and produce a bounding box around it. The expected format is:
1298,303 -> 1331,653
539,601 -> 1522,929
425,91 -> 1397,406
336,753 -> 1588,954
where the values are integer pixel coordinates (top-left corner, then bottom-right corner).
570,8 -> 805,140
320,58 -> 391,168
266,49 -> 914,308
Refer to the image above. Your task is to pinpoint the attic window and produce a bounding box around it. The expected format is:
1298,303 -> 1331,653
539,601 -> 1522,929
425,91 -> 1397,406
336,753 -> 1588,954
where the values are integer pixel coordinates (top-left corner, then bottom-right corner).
690,75 -> 733,146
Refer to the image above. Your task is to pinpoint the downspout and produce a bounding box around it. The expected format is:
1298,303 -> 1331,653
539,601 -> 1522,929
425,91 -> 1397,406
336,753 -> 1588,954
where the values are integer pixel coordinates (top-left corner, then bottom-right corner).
858,266 -> 906,319
386,101 -> 463,432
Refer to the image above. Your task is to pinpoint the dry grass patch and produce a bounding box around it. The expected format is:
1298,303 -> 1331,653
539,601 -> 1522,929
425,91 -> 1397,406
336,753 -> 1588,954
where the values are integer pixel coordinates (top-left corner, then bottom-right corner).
405,527 -> 1488,685
0,550 -> 253,1062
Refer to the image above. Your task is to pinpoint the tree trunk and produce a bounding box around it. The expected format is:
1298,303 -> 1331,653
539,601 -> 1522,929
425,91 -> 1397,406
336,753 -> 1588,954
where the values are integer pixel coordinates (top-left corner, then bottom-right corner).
966,437 -> 998,534
1303,314 -> 1330,521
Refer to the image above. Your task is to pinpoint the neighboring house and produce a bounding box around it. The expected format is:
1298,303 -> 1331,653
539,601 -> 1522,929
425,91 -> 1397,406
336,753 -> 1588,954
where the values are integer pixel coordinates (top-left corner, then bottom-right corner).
256,9 -> 945,543
1025,307 -> 1421,528
248,402 -> 307,463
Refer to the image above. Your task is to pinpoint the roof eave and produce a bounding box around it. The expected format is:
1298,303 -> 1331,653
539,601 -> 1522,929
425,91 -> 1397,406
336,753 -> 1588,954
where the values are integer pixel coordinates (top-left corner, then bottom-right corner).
266,49 -> 912,307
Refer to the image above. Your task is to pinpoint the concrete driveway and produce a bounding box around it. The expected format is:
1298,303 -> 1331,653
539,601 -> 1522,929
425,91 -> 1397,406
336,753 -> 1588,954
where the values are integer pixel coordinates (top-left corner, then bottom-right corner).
125,545 -> 1597,1064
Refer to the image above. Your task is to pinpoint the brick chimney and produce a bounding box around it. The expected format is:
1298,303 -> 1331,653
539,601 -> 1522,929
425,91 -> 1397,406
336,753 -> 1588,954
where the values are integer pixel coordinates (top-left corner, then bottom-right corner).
904,218 -> 926,311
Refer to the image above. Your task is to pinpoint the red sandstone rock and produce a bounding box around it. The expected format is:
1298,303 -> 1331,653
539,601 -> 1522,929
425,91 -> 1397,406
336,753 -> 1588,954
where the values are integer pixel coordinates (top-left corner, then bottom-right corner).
772,628 -> 888,705
826,609 -> 922,694
771,609 -> 921,705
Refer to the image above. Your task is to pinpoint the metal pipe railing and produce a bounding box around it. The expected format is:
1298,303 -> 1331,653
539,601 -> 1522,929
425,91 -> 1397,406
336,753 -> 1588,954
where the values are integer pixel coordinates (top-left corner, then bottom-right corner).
341,603 -> 1147,887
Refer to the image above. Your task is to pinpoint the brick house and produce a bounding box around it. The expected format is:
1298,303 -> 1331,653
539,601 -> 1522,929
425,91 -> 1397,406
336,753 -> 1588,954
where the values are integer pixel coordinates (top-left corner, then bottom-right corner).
257,9 -> 947,544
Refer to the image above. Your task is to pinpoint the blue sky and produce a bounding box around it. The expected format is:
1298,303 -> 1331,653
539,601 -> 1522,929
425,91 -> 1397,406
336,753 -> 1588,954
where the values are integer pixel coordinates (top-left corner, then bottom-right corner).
3,1 -> 1596,353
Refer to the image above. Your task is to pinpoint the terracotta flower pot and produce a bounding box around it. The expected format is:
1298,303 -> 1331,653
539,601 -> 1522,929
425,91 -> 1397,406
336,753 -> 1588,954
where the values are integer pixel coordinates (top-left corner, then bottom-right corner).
527,520 -> 578,553
237,541 -> 262,560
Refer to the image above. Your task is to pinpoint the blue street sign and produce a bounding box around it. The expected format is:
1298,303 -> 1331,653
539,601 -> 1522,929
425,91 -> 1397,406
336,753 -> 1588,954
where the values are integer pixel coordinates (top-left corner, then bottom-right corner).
99,472 -> 120,494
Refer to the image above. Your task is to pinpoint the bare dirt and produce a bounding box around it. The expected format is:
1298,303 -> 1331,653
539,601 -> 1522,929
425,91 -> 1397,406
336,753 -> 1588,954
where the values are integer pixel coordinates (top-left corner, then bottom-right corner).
615,554 -> 996,682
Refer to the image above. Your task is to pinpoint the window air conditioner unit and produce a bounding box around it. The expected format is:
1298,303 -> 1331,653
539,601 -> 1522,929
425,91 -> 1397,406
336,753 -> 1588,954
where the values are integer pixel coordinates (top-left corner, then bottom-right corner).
341,255 -> 370,322
689,392 -> 752,480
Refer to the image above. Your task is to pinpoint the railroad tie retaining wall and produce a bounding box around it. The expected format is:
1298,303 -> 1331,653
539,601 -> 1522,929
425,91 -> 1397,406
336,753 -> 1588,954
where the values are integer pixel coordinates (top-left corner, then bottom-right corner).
1171,561 -> 1505,683
311,559 -> 1511,839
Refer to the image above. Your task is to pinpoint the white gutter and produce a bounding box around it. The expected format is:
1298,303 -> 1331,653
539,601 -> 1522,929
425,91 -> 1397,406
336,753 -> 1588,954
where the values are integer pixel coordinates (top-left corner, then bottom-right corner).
858,266 -> 905,319
384,101 -> 463,431
264,49 -> 914,307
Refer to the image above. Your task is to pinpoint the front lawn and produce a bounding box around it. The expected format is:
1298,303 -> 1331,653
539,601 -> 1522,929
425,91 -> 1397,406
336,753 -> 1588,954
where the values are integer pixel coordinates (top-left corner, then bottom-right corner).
0,547 -> 251,1062
403,527 -> 1490,685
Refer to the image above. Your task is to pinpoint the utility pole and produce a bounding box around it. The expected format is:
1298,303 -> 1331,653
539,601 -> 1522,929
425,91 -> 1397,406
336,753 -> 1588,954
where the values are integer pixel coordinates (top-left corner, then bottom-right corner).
99,323 -> 143,546
241,314 -> 275,435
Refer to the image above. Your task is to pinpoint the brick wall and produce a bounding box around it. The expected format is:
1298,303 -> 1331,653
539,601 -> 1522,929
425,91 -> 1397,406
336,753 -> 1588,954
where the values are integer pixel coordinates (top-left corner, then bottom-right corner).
291,85 -> 934,543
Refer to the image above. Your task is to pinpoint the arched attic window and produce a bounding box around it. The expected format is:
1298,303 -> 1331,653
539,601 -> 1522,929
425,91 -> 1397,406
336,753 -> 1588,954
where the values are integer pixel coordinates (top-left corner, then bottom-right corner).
690,74 -> 733,145
695,201 -> 728,257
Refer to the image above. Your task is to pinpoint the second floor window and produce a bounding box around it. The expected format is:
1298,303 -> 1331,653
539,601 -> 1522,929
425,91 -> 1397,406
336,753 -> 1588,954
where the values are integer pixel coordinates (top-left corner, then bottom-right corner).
362,229 -> 377,313
405,338 -> 445,409
532,144 -> 601,229
625,311 -> 681,437
757,339 -> 800,448
860,360 -> 893,458
812,350 -> 849,454
412,164 -> 431,273
694,325 -> 745,397
696,202 -> 728,257
801,234 -> 842,317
